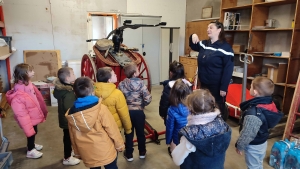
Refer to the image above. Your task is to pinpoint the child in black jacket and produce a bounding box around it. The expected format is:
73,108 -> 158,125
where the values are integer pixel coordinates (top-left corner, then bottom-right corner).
235,76 -> 283,169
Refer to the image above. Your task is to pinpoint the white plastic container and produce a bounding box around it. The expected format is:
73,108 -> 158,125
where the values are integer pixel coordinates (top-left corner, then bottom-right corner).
66,60 -> 81,78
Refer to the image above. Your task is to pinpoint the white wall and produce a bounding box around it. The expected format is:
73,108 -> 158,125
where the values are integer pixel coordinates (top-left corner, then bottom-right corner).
3,0 -> 127,76
4,0 -> 186,80
127,0 -> 186,56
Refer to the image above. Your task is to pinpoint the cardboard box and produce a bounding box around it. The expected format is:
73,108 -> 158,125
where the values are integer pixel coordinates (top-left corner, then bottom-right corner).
0,46 -> 9,56
265,63 -> 287,83
32,81 -> 51,106
232,45 -> 245,53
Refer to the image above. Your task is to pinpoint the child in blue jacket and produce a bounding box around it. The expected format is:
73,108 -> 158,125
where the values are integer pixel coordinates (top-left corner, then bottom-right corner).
166,79 -> 192,154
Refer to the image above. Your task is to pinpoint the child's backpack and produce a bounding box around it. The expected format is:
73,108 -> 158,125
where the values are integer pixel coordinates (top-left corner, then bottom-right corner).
283,147 -> 300,169
269,139 -> 295,169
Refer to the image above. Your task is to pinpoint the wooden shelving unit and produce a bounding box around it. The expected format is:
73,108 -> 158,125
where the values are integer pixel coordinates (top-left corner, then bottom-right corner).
0,6 -> 12,91
225,30 -> 250,32
179,56 -> 197,81
251,28 -> 293,31
222,4 -> 253,11
254,0 -> 297,6
220,0 -> 300,118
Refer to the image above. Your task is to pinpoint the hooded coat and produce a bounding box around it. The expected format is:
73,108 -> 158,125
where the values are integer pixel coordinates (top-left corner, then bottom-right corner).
6,81 -> 48,137
166,103 -> 189,145
159,79 -> 192,119
94,82 -> 132,134
53,78 -> 76,129
118,78 -> 151,110
66,96 -> 124,168
172,110 -> 231,169
236,96 -> 283,151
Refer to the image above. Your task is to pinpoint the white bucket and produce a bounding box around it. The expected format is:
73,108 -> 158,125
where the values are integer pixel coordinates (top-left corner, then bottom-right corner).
66,60 -> 81,78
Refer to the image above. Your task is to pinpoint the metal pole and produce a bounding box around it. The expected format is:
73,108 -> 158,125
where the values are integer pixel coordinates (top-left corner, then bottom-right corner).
242,54 -> 248,102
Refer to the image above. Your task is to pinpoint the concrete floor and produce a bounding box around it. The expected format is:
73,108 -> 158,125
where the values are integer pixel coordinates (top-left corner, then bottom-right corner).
2,85 -> 280,169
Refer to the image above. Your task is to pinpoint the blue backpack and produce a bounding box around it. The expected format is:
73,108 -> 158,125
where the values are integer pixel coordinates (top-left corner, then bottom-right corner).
269,139 -> 295,169
283,147 -> 300,169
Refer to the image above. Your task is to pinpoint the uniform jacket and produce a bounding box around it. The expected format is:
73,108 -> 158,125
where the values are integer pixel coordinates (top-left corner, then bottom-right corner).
172,110 -> 231,169
6,81 -> 48,137
236,96 -> 283,150
118,78 -> 152,110
53,78 -> 76,129
66,96 -> 124,168
189,35 -> 234,92
94,82 -> 132,134
166,103 -> 189,145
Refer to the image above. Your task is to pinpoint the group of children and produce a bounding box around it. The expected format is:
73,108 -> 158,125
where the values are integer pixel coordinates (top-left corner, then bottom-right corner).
6,60 -> 283,169
161,61 -> 283,169
6,62 -> 151,169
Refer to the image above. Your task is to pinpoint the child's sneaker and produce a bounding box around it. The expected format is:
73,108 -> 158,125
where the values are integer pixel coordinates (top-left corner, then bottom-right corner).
35,144 -> 43,151
123,151 -> 133,162
139,151 -> 146,159
26,149 -> 43,159
63,156 -> 80,165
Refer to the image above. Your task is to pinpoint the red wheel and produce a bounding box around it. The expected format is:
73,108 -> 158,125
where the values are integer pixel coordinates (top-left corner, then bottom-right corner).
137,55 -> 151,92
81,54 -> 97,82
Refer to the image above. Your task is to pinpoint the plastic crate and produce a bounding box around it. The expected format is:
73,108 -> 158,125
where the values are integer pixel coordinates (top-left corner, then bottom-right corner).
0,137 -> 9,153
0,152 -> 13,169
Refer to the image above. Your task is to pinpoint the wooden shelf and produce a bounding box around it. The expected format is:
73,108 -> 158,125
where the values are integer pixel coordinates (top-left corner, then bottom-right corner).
251,28 -> 293,31
286,84 -> 296,88
233,53 -> 289,59
246,77 -> 286,86
0,52 -> 13,60
254,0 -> 296,6
225,30 -> 250,32
275,83 -> 286,87
222,4 -> 253,11
250,54 -> 290,59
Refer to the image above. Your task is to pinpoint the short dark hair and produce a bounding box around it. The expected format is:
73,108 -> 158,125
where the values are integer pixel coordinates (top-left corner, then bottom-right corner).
169,79 -> 192,106
124,62 -> 137,78
57,67 -> 73,83
210,20 -> 226,42
184,89 -> 216,115
252,76 -> 274,96
13,63 -> 34,85
169,60 -> 185,80
73,77 -> 94,98
97,67 -> 112,82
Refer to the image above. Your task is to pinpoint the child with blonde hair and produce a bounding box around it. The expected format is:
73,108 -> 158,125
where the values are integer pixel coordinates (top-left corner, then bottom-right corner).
6,63 -> 48,159
172,89 -> 231,169
236,76 -> 283,169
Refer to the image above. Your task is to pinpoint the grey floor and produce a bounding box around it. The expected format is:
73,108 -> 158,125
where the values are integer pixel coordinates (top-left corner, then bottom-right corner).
3,85 -> 278,169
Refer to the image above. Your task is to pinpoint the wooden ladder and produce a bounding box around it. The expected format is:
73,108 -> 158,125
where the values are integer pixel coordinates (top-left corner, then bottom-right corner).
283,72 -> 300,140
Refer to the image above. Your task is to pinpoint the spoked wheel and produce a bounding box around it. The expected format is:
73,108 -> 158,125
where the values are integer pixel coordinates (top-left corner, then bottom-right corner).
137,55 -> 151,92
81,54 -> 97,82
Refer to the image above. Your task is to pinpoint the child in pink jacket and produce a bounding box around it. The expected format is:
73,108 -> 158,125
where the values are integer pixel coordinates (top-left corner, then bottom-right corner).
6,63 -> 48,159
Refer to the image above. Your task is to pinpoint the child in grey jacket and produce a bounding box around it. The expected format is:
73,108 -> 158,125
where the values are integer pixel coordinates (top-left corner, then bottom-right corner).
118,62 -> 152,162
